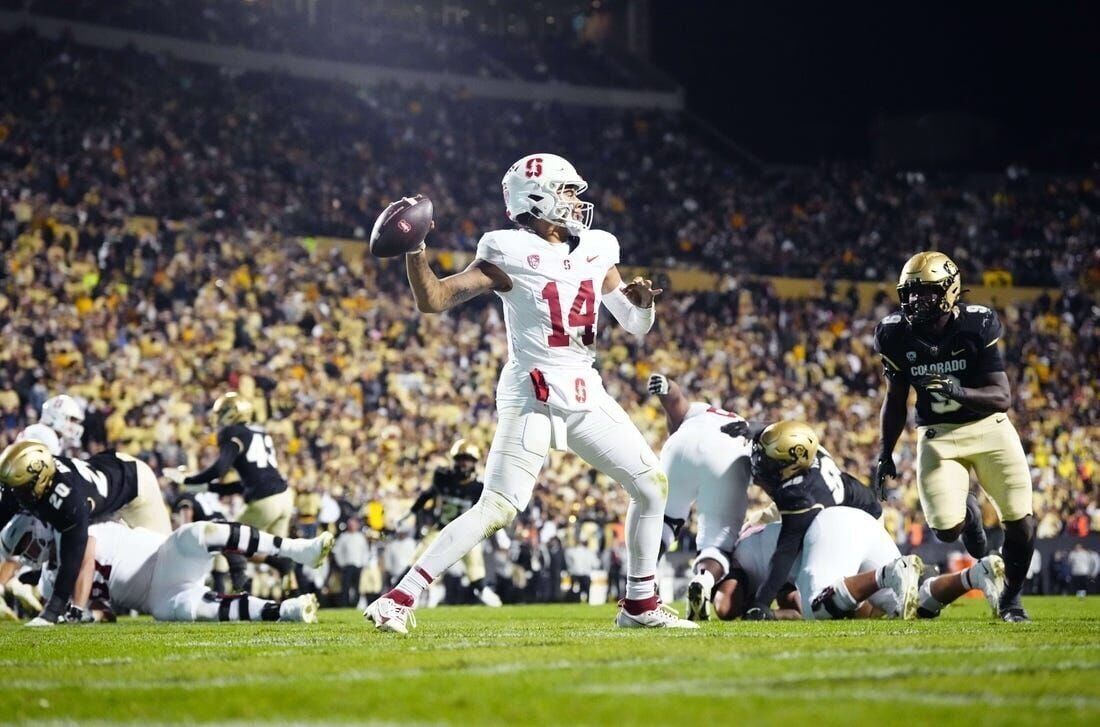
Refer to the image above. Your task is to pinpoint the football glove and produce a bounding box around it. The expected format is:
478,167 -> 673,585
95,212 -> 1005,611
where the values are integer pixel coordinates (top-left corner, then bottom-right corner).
913,374 -> 965,401
720,419 -> 750,440
872,455 -> 897,501
162,466 -> 189,486
64,605 -> 93,624
647,374 -> 669,396
743,606 -> 775,621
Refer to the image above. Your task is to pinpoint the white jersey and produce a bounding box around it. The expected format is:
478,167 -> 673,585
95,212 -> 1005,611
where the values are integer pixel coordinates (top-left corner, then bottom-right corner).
16,424 -> 61,456
661,402 -> 752,554
42,522 -> 164,612
476,227 -> 620,411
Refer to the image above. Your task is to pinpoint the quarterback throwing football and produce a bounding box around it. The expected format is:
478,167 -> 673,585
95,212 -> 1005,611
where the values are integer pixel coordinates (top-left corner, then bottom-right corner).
366,154 -> 694,631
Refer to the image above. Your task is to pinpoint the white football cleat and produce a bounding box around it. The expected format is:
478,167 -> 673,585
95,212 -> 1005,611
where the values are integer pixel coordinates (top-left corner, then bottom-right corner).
365,596 -> 417,634
615,601 -> 700,629
477,587 -> 503,608
279,594 -> 319,624
685,572 -> 715,622
971,554 -> 1006,618
297,531 -> 335,569
883,554 -> 923,620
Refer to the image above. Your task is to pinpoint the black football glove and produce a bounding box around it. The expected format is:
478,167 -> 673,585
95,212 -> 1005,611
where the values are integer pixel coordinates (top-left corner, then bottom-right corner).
720,419 -> 750,440
743,605 -> 776,621
872,455 -> 897,501
913,374 -> 965,402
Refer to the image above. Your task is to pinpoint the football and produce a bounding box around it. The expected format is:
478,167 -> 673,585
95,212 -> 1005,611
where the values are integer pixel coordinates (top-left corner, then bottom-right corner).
369,194 -> 434,258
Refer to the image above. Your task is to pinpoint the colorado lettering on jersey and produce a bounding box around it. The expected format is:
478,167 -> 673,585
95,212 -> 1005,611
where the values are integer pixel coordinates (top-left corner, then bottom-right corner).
910,359 -> 967,376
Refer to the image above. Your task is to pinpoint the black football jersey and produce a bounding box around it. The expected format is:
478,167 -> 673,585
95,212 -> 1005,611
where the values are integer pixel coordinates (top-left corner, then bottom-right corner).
219,424 -> 287,502
8,452 -> 139,534
761,450 -> 882,519
429,468 -> 483,527
874,304 -> 1005,426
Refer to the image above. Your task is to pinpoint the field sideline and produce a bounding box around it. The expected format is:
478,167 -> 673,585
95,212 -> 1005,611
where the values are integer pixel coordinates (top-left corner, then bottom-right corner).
1,597 -> 1099,725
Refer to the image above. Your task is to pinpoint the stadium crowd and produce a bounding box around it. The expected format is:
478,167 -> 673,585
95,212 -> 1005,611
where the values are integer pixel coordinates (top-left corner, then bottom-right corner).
0,29 -> 1097,602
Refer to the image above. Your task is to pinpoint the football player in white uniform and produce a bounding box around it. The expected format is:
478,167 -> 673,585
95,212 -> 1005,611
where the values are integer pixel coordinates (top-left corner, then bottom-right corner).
648,374 -> 752,621
730,506 -> 1005,620
2,514 -> 332,623
15,394 -> 85,456
366,153 -> 694,631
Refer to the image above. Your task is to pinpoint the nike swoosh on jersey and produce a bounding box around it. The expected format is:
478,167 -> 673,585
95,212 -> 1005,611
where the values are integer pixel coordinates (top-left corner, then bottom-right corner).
951,348 -> 966,355
586,255 -> 599,263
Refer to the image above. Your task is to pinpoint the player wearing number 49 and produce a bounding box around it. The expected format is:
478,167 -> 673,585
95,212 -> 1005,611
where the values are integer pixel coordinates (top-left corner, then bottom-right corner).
366,153 -> 696,632
873,251 -> 1035,623
0,440 -> 171,625
165,393 -> 293,540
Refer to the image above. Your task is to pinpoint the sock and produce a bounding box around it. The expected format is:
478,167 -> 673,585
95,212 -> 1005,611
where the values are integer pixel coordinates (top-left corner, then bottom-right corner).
918,579 -> 945,616
202,522 -> 282,558
959,567 -> 974,591
470,578 -> 485,594
625,574 -> 656,602
875,564 -> 888,589
1001,516 -> 1035,605
199,593 -> 279,622
390,567 -> 432,605
811,580 -> 858,619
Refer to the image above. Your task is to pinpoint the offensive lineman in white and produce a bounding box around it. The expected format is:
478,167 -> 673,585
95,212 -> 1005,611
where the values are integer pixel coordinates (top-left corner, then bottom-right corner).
732,506 -> 1005,620
648,373 -> 752,621
3,515 -> 332,623
366,154 -> 695,631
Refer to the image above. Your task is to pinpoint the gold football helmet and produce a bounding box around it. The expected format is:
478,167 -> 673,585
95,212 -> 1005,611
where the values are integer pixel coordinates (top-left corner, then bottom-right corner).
211,392 -> 254,427
751,421 -> 819,485
449,439 -> 481,462
896,251 -> 962,323
0,441 -> 57,498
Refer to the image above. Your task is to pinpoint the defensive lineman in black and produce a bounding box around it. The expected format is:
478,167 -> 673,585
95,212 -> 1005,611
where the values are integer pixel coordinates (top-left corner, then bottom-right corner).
873,251 -> 1034,622
733,420 -> 882,620
0,441 -> 169,624
408,440 -> 501,607
167,392 -> 294,539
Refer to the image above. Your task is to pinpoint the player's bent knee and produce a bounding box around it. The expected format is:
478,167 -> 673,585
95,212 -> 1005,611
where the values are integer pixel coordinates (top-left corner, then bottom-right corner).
627,468 -> 668,510
932,524 -> 964,542
476,489 -> 519,532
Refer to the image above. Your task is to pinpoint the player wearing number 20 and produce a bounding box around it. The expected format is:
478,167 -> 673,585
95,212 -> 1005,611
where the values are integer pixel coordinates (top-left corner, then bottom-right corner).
0,440 -> 171,624
366,153 -> 695,632
873,251 -> 1034,622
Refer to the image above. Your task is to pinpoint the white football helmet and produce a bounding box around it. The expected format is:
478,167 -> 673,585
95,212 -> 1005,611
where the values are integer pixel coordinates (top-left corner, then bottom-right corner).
15,423 -> 61,456
0,513 -> 54,566
39,395 -> 84,451
501,153 -> 594,235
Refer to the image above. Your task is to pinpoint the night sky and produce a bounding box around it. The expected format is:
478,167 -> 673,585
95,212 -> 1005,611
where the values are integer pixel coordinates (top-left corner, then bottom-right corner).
651,2 -> 1100,168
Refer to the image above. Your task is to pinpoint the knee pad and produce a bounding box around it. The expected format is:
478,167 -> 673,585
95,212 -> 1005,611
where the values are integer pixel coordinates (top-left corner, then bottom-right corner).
811,580 -> 858,620
693,548 -> 730,580
475,489 -> 519,535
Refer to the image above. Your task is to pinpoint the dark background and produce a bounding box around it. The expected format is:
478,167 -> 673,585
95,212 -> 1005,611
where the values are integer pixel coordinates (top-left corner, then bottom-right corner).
651,2 -> 1100,169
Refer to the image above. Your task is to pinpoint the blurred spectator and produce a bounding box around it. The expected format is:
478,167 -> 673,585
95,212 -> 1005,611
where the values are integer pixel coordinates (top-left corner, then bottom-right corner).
1067,543 -> 1100,597
333,517 -> 370,608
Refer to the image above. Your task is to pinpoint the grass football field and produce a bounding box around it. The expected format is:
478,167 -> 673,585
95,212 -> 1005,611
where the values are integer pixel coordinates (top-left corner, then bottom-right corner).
1,597 -> 1099,725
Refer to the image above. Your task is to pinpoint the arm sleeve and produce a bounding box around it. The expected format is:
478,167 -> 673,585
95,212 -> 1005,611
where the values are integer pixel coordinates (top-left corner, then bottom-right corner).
752,508 -> 820,608
602,286 -> 655,337
874,321 -> 905,379
184,439 -> 242,486
41,516 -> 89,621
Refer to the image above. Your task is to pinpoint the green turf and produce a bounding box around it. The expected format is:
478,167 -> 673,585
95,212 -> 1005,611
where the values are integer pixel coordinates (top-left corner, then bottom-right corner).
1,597 -> 1098,725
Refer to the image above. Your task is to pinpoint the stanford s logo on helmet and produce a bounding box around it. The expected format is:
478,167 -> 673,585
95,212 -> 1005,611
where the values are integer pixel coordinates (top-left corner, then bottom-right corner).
502,153 -> 594,235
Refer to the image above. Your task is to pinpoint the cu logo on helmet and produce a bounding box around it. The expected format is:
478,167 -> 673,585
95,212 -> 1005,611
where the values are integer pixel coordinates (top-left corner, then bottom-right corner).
525,157 -> 544,178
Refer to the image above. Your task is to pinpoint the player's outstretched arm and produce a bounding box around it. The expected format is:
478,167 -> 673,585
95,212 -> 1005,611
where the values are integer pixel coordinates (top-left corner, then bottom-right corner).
182,440 -> 241,486
405,250 -> 509,314
38,522 -> 89,624
647,374 -> 690,433
602,266 -> 660,336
